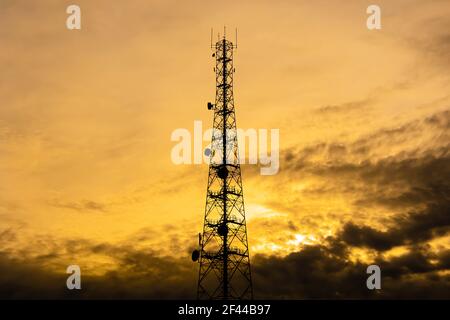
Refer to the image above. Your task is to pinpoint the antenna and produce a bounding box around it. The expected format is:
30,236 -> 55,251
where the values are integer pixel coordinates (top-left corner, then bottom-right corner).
235,28 -> 238,49
194,27 -> 253,300
210,28 -> 213,49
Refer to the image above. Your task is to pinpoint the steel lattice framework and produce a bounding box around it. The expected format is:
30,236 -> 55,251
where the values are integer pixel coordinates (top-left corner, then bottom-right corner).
196,36 -> 253,300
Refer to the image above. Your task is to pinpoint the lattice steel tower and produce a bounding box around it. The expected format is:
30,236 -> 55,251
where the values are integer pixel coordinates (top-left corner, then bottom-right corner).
192,33 -> 253,300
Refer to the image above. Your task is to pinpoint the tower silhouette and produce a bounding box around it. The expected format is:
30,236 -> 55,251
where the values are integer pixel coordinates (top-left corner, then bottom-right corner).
192,33 -> 253,300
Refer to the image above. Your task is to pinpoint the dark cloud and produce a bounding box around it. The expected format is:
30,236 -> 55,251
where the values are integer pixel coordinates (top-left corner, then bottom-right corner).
271,109 -> 450,217
0,237 -> 196,299
339,201 -> 450,251
282,109 -> 449,172
253,241 -> 369,299
245,108 -> 450,299
0,223 -> 449,299
1,243 -> 448,299
0,253 -> 67,299
253,242 -> 450,299
2,109 -> 449,300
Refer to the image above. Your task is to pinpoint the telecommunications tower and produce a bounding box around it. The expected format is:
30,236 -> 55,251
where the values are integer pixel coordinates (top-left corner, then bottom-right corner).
191,30 -> 253,300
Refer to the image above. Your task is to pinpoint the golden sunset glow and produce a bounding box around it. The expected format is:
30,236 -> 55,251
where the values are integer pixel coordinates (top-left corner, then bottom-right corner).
0,0 -> 449,298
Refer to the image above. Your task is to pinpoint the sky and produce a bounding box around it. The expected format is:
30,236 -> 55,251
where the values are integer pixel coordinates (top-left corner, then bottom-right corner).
0,0 -> 449,298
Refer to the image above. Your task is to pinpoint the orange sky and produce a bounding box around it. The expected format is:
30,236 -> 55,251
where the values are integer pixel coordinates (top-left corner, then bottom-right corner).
0,0 -> 449,298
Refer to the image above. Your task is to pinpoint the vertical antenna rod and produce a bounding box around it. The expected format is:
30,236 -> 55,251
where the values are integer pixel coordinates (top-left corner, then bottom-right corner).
221,35 -> 229,299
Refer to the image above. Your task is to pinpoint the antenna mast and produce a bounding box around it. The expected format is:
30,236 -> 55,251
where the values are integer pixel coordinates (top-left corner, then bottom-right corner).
192,31 -> 253,300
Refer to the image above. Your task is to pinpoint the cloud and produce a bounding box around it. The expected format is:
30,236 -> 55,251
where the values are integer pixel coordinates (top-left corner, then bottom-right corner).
243,107 -> 450,278
1,0 -> 449,300
253,241 -> 450,299
339,201 -> 450,251
247,106 -> 450,297
315,98 -> 373,115
282,108 -> 449,172
48,199 -> 107,212
1,236 -> 449,299
0,228 -> 17,243
0,233 -> 197,299
3,180 -> 448,299
269,109 -> 449,214
406,13 -> 450,70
